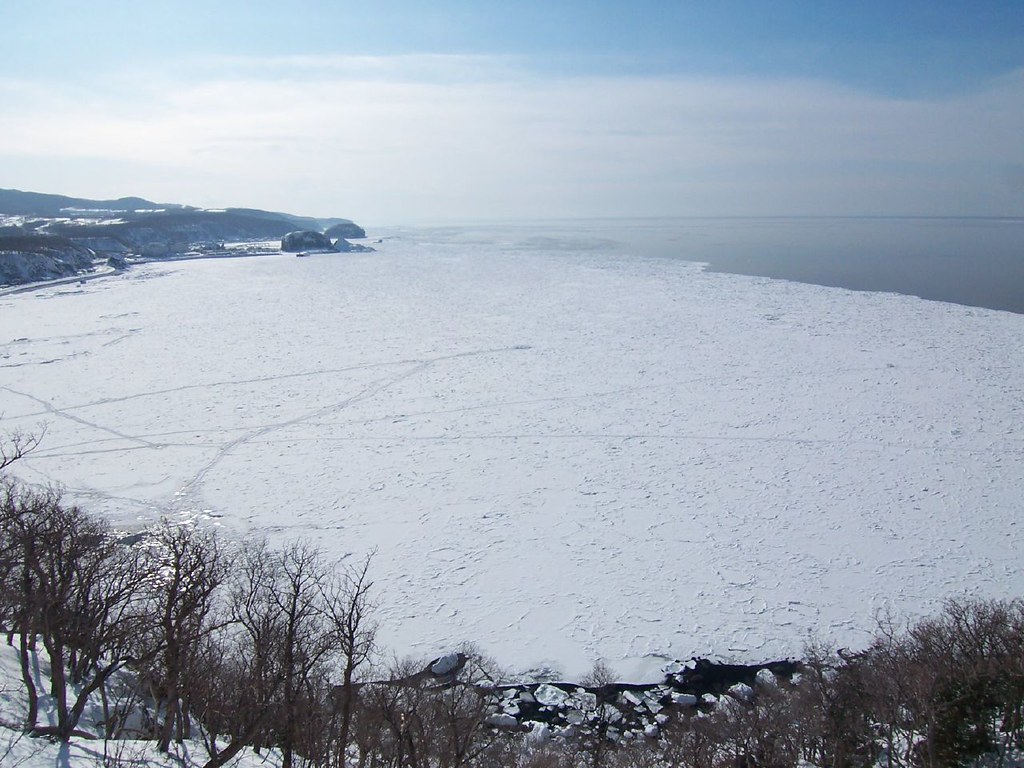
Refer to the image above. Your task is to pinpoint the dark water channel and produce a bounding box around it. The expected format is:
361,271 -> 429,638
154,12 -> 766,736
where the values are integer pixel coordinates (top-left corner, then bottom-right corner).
644,217 -> 1024,315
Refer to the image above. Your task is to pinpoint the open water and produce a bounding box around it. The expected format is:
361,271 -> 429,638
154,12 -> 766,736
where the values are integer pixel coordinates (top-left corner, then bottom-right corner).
624,217 -> 1024,315
416,217 -> 1024,314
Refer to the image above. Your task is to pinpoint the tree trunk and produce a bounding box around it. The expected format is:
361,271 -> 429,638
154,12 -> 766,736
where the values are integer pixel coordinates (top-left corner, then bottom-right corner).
45,636 -> 70,738
201,707 -> 273,768
337,664 -> 355,768
17,631 -> 39,731
158,697 -> 179,752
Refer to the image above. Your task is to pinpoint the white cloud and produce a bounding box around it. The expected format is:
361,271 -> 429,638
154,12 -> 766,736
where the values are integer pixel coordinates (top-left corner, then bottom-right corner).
1,57 -> 1021,221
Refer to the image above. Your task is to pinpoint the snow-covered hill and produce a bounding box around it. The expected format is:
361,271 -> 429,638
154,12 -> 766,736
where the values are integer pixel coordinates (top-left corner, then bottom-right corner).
0,188 -> 365,286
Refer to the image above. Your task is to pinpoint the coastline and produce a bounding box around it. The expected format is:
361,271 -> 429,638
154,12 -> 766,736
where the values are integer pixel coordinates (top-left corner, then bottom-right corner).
0,247 -> 286,297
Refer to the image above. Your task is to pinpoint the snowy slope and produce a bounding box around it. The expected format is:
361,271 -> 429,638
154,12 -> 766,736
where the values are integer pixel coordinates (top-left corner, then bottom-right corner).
0,642 -> 283,768
1,224 -> 1022,680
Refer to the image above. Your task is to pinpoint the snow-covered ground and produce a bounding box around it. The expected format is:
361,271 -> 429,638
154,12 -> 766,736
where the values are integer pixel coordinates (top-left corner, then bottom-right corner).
1,224 -> 1021,680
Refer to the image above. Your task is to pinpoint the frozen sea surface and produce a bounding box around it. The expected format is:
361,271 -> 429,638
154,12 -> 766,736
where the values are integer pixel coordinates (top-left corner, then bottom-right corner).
1,227 -> 1022,679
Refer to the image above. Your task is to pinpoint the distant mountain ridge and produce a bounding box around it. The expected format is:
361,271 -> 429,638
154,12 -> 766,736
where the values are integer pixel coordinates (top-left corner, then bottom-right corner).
0,187 -> 364,236
0,188 -> 182,217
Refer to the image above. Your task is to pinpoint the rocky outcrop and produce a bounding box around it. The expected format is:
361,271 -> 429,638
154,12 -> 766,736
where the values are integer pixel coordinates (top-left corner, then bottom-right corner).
282,230 -> 337,253
333,238 -> 376,253
324,220 -> 366,240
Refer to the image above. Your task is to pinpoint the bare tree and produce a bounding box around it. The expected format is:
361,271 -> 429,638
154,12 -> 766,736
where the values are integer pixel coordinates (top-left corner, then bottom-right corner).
0,481 -> 57,729
791,640 -> 877,768
426,647 -> 506,768
325,553 -> 378,767
0,428 -> 42,473
658,711 -> 723,768
139,521 -> 229,752
356,657 -> 434,768
192,539 -> 360,768
577,660 -> 620,768
270,542 -> 339,768
0,484 -> 153,739
352,649 -> 519,768
192,542 -> 286,768
191,631 -> 282,768
901,598 -> 1024,767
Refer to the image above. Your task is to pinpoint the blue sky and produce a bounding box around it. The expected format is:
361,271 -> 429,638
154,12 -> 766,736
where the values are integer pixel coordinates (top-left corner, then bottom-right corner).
3,1 -> 1022,221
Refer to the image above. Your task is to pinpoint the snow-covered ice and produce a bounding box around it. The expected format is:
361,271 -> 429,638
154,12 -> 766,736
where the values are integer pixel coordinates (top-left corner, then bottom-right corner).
1,225 -> 1022,679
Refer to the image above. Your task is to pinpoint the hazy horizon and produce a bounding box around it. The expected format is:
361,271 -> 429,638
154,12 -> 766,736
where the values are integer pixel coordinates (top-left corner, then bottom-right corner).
3,1 -> 1022,223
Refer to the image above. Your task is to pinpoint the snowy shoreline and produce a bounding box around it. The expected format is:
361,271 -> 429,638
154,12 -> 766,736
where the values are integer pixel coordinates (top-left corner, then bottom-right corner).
0,246 -> 287,296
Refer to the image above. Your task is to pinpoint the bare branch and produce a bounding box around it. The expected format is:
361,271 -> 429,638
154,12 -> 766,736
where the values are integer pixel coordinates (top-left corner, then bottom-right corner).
0,428 -> 43,472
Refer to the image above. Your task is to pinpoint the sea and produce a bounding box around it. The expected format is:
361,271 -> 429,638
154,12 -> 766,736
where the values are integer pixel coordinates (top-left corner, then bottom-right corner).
2,214 -> 1022,675
389,216 -> 1024,315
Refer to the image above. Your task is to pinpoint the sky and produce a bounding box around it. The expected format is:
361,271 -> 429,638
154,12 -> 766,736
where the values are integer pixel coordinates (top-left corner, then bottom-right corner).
2,1 -> 1023,223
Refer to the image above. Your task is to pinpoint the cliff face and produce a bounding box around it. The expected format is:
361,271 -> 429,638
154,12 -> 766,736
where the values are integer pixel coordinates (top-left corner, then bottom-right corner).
0,234 -> 96,286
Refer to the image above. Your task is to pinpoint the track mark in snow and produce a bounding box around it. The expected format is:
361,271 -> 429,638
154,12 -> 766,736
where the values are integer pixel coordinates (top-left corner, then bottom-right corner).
100,328 -> 142,347
0,385 -> 164,450
0,329 -> 117,347
13,344 -> 534,418
171,345 -> 532,508
28,442 -> 203,460
0,351 -> 93,368
23,428 -> 255,459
